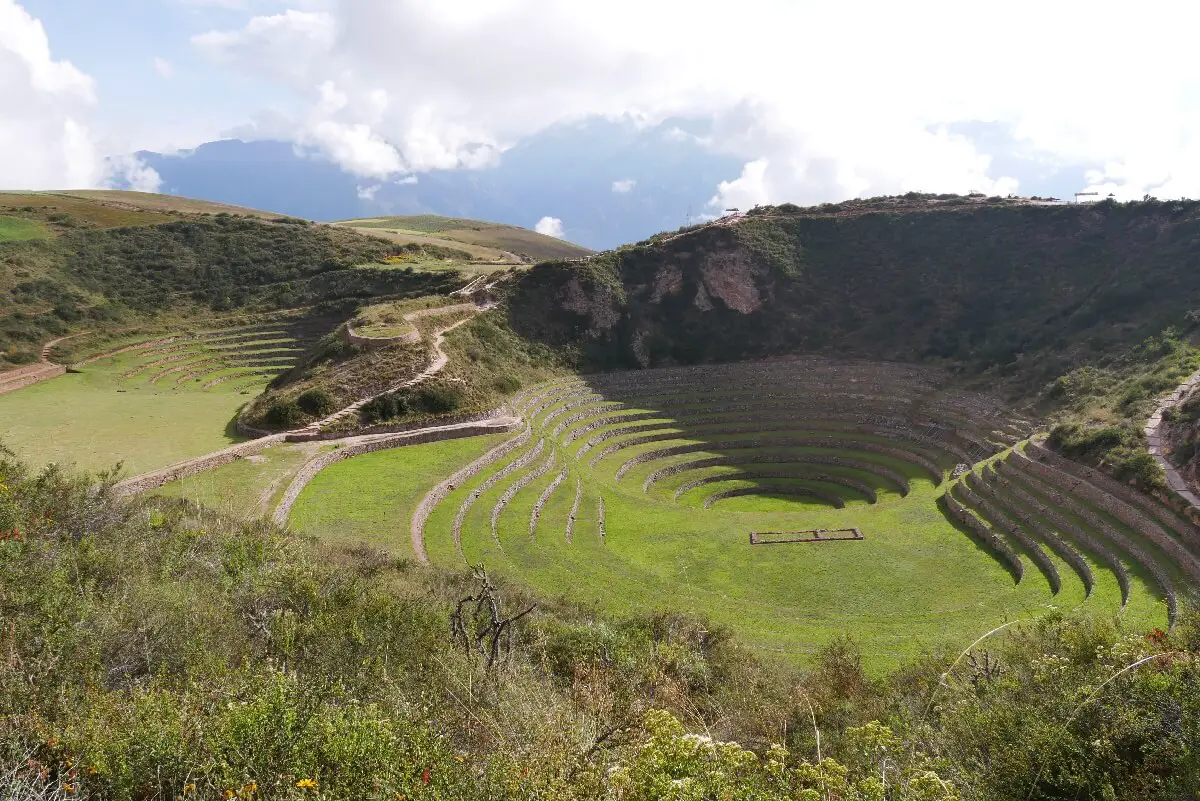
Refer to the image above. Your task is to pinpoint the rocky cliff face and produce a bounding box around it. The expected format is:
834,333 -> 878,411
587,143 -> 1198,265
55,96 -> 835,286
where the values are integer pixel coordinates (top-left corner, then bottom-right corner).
504,197 -> 1200,387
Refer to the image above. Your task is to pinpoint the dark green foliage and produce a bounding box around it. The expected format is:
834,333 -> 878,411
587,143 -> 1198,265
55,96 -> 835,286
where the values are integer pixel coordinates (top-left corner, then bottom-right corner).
2,451 -> 1199,798
264,400 -> 305,428
415,382 -> 464,414
295,388 -> 336,416
359,391 -> 410,424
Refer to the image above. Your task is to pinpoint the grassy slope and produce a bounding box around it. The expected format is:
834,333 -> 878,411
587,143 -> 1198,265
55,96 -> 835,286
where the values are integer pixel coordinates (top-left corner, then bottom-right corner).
336,214 -> 593,262
52,189 -> 292,219
288,435 -> 509,558
0,216 -> 50,242
424,436 -> 1161,672
0,361 -> 254,475
152,440 -> 331,518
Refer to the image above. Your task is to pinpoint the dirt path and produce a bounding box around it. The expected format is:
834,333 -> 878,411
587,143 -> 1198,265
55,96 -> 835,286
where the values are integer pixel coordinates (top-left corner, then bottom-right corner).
0,331 -> 91,395
114,301 -> 498,496
293,302 -> 492,437
1145,369 -> 1200,507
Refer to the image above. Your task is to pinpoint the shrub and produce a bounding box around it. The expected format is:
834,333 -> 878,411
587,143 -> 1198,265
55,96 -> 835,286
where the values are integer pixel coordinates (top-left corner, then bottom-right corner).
359,392 -> 409,424
265,400 -> 305,428
415,384 -> 464,414
295,388 -> 336,417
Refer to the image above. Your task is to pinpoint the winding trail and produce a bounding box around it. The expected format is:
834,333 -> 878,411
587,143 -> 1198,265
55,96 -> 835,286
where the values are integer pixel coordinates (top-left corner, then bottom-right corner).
0,331 -> 91,395
290,302 -> 492,438
1145,368 -> 1200,507
114,301 -> 502,499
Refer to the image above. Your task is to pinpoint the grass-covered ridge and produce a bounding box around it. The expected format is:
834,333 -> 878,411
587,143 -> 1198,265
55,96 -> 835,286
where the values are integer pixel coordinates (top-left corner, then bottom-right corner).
335,213 -> 594,263
3,446 -> 1200,799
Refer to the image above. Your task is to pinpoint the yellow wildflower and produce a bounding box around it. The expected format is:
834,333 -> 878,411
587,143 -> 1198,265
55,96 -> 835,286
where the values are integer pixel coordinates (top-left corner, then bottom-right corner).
296,778 -> 318,790
183,782 -> 196,795
223,790 -> 235,800
241,782 -> 257,796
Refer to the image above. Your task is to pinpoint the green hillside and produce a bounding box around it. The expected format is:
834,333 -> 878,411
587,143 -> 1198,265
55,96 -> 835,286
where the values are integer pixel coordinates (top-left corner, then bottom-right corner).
6,192 -> 1200,799
336,214 -> 594,263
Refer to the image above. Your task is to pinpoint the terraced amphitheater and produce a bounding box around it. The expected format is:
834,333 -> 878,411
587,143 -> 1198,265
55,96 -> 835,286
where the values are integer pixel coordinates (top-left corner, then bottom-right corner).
84,311 -> 332,392
402,358 -> 1192,663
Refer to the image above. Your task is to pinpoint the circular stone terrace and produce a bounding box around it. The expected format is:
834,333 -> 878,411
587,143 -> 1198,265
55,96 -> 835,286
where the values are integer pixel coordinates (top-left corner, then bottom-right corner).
410,358 -> 1191,665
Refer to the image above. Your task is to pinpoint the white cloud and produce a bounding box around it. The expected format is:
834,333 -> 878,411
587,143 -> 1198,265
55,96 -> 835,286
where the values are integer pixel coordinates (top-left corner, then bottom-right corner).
534,216 -> 565,238
189,1 -> 1200,203
355,183 -> 380,200
0,1 -> 106,188
153,57 -> 175,79
103,153 -> 163,193
611,178 -> 636,193
395,175 -> 417,185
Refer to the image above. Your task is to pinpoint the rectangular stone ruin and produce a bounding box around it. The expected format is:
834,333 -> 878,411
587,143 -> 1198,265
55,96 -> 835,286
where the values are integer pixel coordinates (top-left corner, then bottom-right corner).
749,528 -> 864,545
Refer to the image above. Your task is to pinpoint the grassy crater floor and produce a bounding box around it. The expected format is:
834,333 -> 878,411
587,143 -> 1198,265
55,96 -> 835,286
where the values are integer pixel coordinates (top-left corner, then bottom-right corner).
290,359 -> 1178,670
0,314 -> 326,474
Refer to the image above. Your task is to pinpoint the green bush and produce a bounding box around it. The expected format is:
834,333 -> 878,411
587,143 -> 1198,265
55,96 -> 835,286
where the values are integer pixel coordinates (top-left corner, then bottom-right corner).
415,383 -> 464,414
265,400 -> 306,428
295,388 -> 336,417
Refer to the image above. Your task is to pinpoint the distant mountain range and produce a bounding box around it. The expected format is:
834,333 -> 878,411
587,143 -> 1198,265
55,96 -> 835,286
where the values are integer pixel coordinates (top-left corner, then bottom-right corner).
131,118 -> 742,251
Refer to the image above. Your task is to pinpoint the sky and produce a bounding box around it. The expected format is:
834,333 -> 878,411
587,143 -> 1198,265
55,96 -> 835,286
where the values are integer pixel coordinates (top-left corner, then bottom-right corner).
5,0 -> 1200,211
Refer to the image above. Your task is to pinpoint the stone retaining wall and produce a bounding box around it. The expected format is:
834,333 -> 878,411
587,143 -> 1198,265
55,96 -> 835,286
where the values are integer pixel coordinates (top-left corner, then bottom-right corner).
1018,449 -> 1200,583
991,460 -> 1128,605
285,409 -> 505,442
609,435 -> 943,484
1027,442 -> 1199,545
1003,455 -> 1178,626
452,435 -> 543,551
961,472 -> 1061,594
703,485 -> 844,510
674,469 -> 876,504
272,419 -> 519,527
566,477 -> 583,544
531,467 -> 568,539
975,464 -> 1095,598
343,324 -> 420,349
115,434 -> 287,496
0,364 -> 64,395
941,486 -> 1024,581
492,450 -> 556,538
644,453 -> 908,496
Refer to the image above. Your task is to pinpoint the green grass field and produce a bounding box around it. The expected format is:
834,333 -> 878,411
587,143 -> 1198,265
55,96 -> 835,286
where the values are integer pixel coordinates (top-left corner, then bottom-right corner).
0,215 -> 50,242
0,363 -> 256,475
0,317 -> 323,475
390,364 -> 1171,671
152,441 -> 331,518
289,435 -> 509,558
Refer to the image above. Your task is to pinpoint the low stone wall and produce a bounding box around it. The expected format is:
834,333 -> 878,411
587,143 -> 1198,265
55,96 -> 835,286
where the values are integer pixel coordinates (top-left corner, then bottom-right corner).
1019,449 -> 1200,583
1028,442 -> 1200,544
343,324 -> 420,349
0,364 -> 65,395
674,469 -> 876,504
991,460 -> 1127,605
609,435 -> 942,484
531,467 -> 569,539
410,425 -> 533,563
941,486 -> 1024,581
645,453 -> 907,496
115,434 -> 287,496
492,451 -> 556,538
974,465 -> 1095,598
960,472 -> 1061,595
1005,454 -> 1178,626
453,436 -> 543,549
272,419 -> 519,526
703,484 -> 844,510
285,409 -> 506,442
565,477 -> 583,544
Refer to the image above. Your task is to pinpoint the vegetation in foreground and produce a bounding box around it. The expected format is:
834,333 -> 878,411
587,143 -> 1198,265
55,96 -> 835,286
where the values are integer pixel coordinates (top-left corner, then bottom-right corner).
4,449 -> 1198,800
